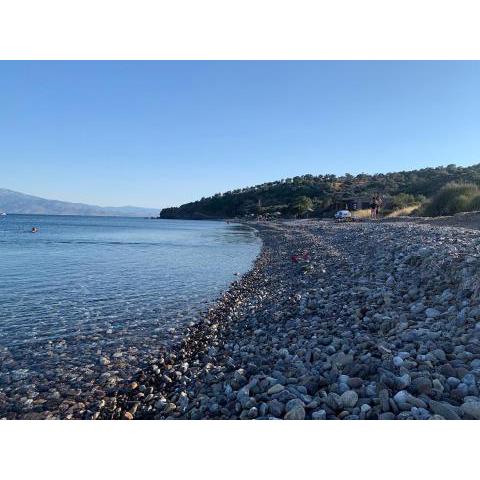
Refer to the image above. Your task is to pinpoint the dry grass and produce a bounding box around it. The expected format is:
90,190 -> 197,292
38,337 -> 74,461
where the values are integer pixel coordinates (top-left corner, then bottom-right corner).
385,205 -> 420,217
352,209 -> 372,219
351,205 -> 420,219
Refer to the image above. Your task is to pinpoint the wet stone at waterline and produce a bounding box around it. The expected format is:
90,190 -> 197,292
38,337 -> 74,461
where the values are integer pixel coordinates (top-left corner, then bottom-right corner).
0,215 -> 260,419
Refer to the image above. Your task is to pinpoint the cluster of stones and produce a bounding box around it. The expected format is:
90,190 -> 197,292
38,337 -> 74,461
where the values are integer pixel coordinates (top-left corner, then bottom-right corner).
97,220 -> 480,420
0,302 -> 200,419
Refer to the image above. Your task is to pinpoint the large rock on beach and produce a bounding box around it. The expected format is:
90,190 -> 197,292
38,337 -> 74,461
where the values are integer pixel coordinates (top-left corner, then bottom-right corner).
461,400 -> 480,419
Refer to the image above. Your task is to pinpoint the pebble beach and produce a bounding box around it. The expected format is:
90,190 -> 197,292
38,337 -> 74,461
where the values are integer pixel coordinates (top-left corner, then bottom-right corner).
95,219 -> 480,420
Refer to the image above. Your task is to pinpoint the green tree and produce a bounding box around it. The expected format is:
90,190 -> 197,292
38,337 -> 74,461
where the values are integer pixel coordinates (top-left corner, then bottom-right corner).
291,196 -> 314,217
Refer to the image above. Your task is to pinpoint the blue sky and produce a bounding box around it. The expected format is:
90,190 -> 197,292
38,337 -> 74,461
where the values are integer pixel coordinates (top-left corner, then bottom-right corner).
1,61 -> 480,208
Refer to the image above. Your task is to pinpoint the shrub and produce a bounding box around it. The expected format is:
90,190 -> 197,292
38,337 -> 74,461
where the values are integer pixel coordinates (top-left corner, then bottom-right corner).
391,193 -> 417,210
467,193 -> 480,212
419,182 -> 479,217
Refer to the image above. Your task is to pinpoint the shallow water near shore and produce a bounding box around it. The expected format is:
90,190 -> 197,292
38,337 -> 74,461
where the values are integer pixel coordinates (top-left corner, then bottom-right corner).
0,214 -> 260,418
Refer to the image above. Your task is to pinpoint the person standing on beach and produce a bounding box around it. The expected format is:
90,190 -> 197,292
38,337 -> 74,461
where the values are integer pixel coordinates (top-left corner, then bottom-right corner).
370,196 -> 378,219
375,195 -> 383,218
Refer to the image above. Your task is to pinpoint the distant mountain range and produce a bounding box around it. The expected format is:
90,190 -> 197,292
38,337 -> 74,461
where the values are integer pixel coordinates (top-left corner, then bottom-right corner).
0,188 -> 160,217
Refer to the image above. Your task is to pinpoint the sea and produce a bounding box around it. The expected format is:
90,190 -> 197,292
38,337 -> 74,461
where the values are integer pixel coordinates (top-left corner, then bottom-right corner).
0,214 -> 260,417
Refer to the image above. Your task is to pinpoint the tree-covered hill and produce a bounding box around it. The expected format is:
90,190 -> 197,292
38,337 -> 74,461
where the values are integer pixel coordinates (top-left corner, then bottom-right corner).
160,164 -> 480,219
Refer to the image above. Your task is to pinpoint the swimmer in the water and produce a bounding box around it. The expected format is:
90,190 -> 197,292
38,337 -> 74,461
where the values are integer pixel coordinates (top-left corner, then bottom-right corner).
31,227 -> 38,233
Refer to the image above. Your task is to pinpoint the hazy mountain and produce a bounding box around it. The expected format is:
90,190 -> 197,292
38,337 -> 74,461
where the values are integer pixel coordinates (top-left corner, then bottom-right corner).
0,189 -> 159,217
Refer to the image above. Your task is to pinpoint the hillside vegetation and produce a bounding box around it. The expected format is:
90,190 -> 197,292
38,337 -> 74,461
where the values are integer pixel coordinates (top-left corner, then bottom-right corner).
160,164 -> 480,219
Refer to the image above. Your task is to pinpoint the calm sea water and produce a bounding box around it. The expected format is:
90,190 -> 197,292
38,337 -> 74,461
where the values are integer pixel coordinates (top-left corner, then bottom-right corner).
0,215 -> 260,417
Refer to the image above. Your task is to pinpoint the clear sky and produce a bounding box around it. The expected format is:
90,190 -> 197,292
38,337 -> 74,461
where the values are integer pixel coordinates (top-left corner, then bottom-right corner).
1,61 -> 480,208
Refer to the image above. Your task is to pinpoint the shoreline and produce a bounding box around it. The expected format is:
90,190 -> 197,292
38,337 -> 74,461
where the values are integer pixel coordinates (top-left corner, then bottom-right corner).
95,222 -> 271,419
96,219 -> 480,420
0,218 -> 260,420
